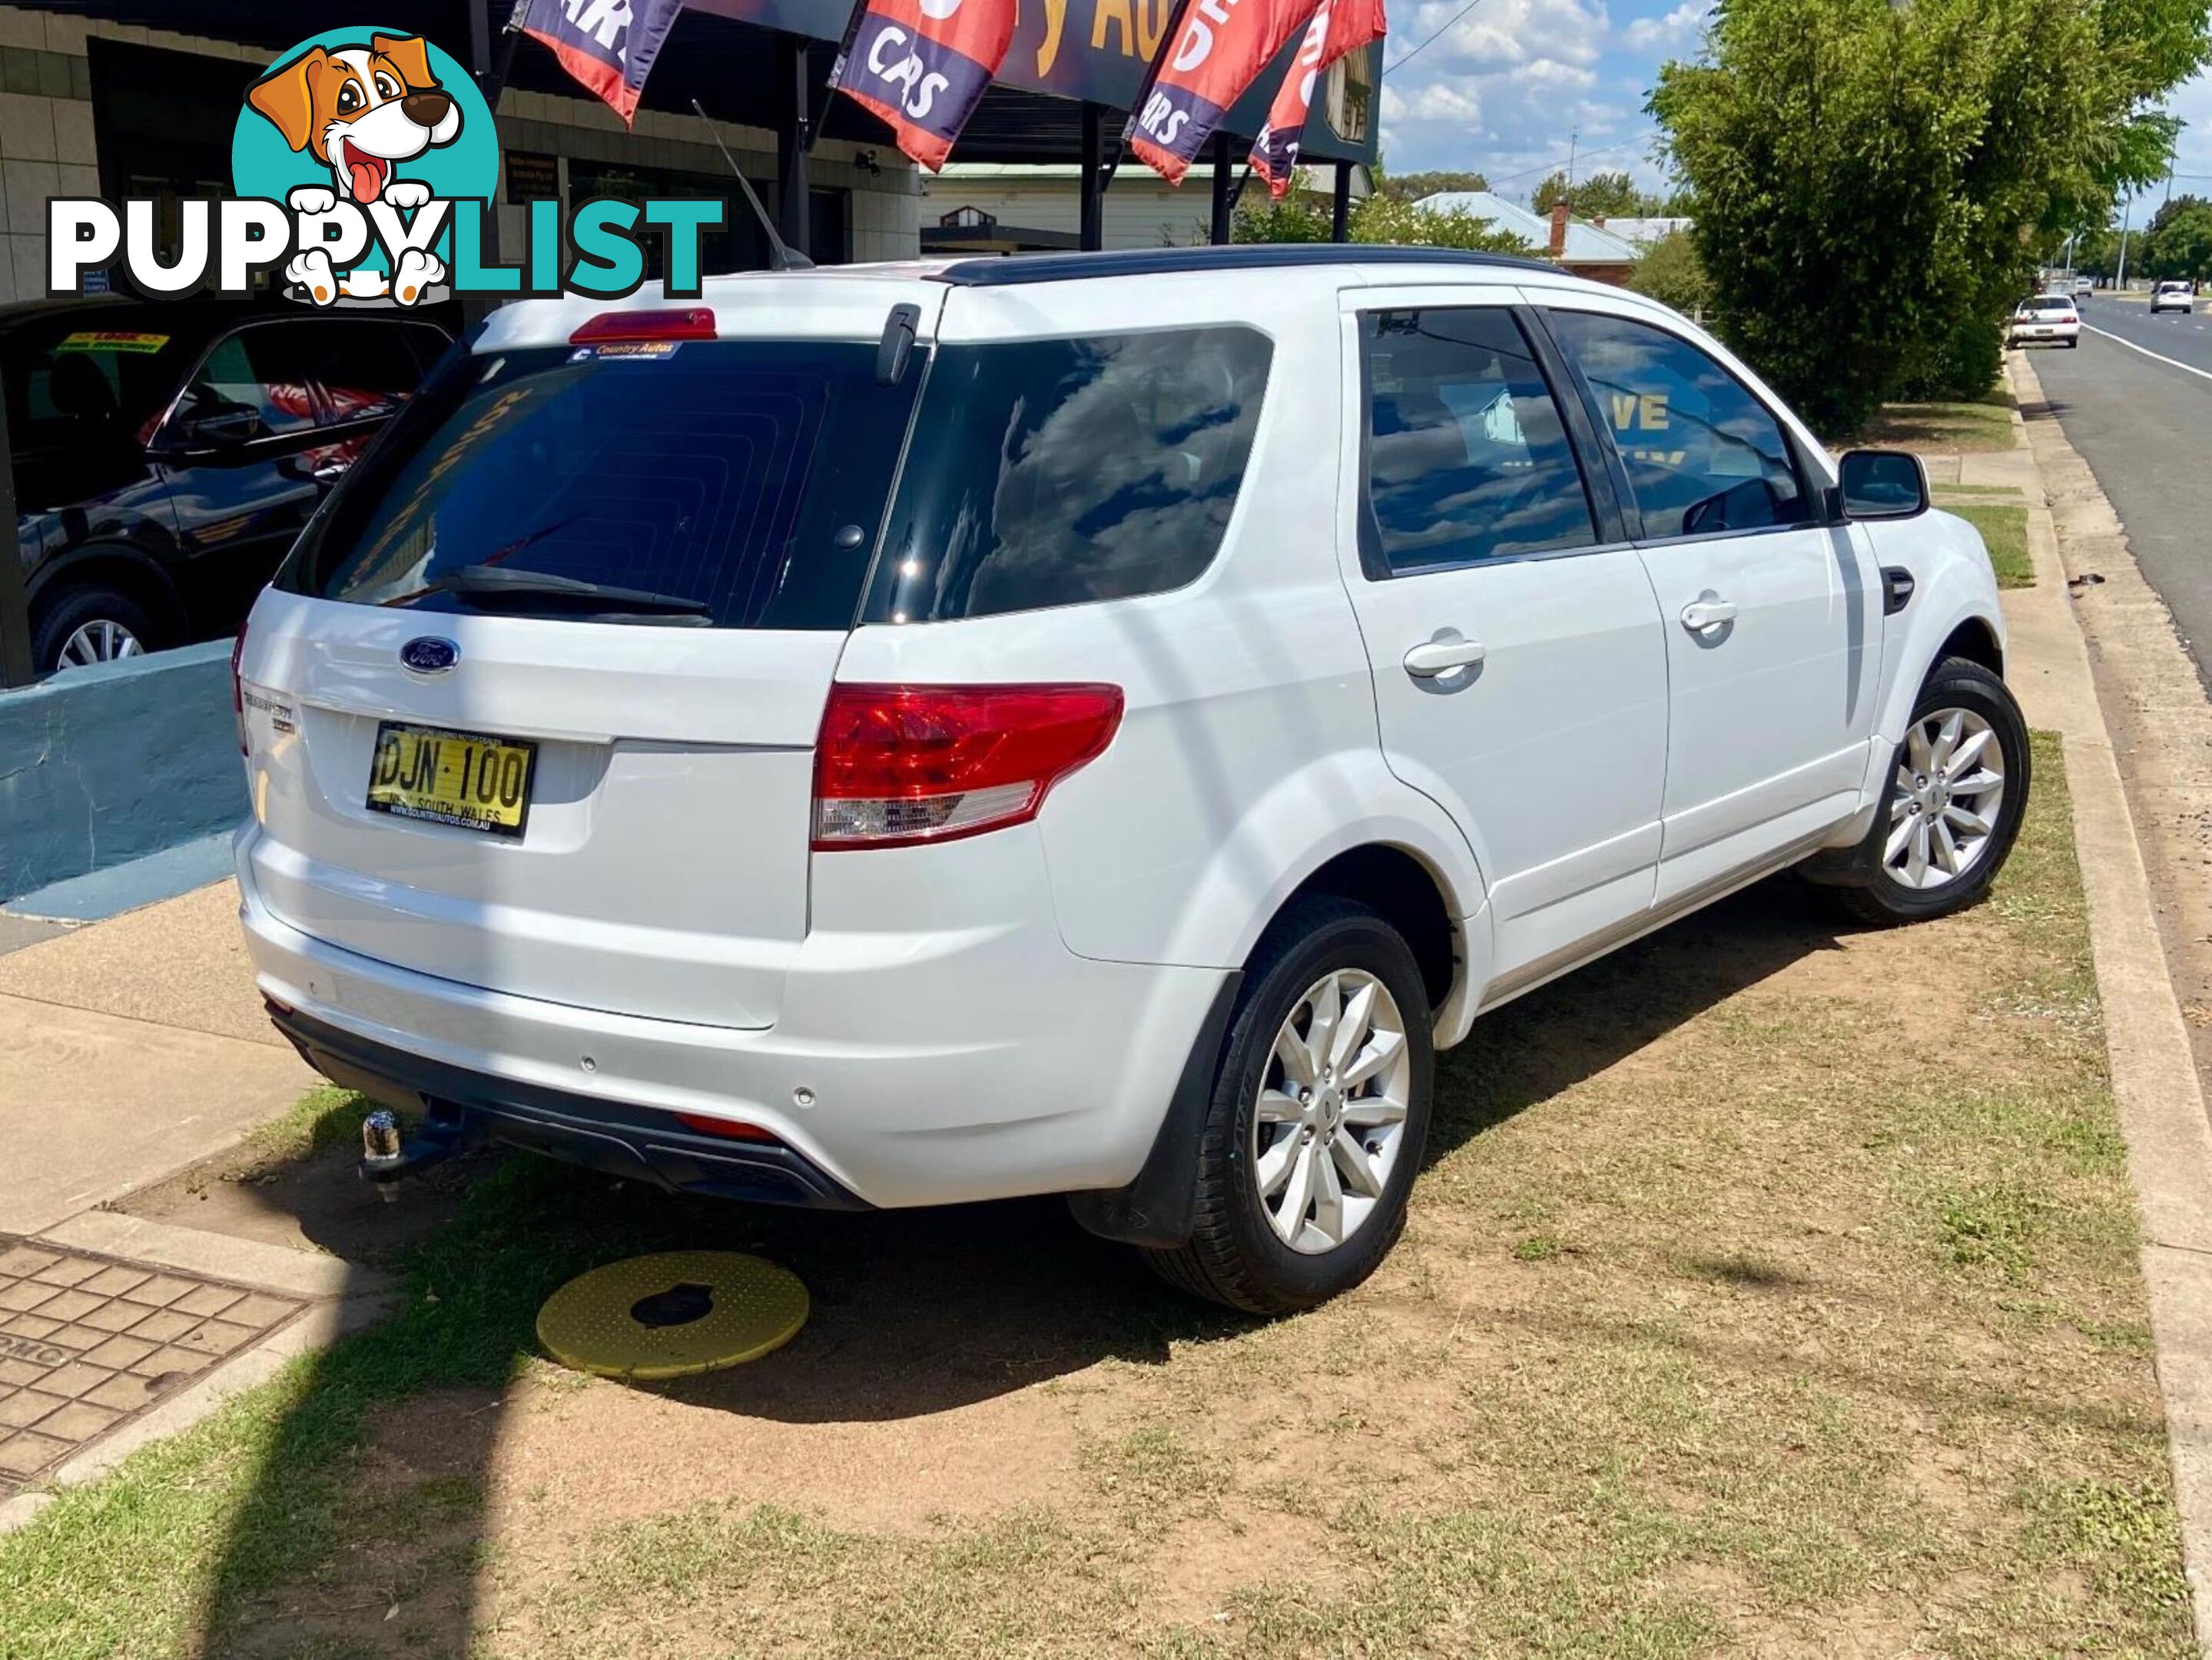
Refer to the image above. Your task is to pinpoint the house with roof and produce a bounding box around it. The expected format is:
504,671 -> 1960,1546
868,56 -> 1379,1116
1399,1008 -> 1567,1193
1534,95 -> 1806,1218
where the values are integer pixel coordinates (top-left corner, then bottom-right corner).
1413,190 -> 1654,286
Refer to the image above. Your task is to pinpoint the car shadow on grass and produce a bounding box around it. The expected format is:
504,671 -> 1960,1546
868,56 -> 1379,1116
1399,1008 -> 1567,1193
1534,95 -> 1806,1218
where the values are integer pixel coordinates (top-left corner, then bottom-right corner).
179,872 -> 1853,1656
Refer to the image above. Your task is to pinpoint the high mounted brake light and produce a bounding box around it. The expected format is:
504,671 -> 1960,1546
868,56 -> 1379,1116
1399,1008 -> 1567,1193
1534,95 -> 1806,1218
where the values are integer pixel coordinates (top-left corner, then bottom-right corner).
568,307 -> 717,344
811,682 -> 1124,850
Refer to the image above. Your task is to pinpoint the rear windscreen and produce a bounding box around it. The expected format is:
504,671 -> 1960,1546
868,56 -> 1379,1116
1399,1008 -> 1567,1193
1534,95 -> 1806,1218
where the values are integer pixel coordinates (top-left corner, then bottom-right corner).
280,339 -> 920,629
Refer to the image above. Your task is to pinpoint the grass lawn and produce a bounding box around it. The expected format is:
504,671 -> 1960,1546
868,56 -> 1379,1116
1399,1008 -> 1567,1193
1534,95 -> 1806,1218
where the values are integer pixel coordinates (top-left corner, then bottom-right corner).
1944,501 -> 2034,589
0,739 -> 2190,1659
1840,391 -> 2018,453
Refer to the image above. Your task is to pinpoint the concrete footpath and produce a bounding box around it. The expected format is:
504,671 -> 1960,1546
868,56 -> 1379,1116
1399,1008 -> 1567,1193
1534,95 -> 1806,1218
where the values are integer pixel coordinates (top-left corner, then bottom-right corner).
0,875 -> 381,1529
0,878 -> 315,1237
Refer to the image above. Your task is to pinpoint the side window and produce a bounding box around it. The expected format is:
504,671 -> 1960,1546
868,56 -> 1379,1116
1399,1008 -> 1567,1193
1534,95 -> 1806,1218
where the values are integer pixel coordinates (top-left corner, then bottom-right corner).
171,328 -> 323,440
289,321 -> 436,425
1546,310 -> 1806,538
872,327 -> 1272,622
1361,307 -> 1598,573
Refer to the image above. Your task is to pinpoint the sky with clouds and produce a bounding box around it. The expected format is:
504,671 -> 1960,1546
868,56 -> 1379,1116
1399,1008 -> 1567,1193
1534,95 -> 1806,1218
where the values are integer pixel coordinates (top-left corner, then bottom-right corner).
1378,0 -> 2209,229
1378,0 -> 1710,199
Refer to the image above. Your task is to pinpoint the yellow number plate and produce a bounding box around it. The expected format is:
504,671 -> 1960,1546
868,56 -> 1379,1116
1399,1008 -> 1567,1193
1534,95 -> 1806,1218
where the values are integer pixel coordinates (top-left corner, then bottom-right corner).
366,722 -> 537,838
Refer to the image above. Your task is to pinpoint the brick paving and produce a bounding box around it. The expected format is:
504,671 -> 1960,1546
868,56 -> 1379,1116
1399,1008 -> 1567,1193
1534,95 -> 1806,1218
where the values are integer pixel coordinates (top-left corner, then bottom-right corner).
0,1238 -> 305,1492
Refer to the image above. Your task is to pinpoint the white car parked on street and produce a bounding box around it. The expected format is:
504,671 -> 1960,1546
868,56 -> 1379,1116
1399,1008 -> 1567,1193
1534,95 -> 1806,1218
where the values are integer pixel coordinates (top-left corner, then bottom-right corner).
2008,293 -> 2081,347
234,247 -> 2027,1313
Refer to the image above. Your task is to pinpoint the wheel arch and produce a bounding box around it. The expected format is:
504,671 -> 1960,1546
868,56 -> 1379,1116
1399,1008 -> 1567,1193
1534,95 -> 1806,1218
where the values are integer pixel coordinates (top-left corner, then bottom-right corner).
27,544 -> 188,642
1935,616 -> 2004,679
1280,843 -> 1460,1028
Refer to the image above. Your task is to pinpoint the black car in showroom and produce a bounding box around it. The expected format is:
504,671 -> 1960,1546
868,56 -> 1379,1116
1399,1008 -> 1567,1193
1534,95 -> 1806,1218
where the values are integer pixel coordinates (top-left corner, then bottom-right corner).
8,297 -> 451,673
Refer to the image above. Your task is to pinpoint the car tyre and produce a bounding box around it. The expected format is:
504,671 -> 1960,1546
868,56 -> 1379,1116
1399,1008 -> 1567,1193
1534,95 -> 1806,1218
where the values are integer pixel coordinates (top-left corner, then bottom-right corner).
1143,895 -> 1434,1315
1810,656 -> 2031,926
32,583 -> 164,675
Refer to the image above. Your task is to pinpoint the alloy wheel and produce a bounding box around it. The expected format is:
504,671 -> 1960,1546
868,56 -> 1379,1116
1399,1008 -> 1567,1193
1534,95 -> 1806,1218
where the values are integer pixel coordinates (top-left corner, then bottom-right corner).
1885,707 -> 2005,890
56,619 -> 144,669
1251,968 -> 1414,1254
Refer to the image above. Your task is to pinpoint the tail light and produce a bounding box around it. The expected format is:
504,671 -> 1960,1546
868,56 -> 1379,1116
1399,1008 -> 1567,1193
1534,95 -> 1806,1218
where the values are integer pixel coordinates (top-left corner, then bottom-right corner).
811,682 -> 1124,850
2061,314 -> 2078,324
569,307 -> 715,344
230,623 -> 248,755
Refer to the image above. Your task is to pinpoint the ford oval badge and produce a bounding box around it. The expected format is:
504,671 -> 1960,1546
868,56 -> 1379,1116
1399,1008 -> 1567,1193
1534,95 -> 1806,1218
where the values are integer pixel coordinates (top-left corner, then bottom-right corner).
400,637 -> 459,675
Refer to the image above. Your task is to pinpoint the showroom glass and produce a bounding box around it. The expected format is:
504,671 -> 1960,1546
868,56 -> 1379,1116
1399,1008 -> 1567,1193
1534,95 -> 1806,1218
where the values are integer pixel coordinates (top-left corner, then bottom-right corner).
1546,310 -> 1807,537
280,340 -> 920,630
868,327 -> 1272,622
1360,307 -> 1598,573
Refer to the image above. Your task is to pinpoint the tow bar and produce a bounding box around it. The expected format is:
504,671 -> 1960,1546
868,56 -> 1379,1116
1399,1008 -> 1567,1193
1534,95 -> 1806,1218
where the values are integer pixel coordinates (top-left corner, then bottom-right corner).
360,1104 -> 469,1199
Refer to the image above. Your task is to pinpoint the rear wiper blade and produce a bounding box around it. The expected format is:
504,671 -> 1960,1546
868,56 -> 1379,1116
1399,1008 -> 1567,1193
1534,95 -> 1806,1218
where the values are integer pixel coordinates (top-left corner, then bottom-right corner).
426,563 -> 711,616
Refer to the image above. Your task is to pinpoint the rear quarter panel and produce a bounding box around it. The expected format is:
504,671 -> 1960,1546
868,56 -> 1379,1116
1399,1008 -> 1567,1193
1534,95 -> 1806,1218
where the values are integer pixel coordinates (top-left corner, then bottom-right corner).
833,270 -> 1489,978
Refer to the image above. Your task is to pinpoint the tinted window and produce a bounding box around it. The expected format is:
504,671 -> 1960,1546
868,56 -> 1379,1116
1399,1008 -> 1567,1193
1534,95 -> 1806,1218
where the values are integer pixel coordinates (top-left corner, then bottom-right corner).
867,327 -> 1271,622
292,320 -> 442,424
173,326 -> 327,438
280,340 -> 920,631
1361,307 -> 1597,572
1547,310 -> 1807,538
3,320 -> 183,453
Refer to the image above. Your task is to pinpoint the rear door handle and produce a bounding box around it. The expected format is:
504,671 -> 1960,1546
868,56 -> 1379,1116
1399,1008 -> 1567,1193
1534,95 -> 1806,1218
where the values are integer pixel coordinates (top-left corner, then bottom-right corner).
1402,632 -> 1487,677
1680,596 -> 1738,632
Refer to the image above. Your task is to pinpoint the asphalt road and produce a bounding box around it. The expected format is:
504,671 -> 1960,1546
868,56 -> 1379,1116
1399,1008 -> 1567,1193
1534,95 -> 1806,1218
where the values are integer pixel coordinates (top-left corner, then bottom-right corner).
2026,295 -> 2212,672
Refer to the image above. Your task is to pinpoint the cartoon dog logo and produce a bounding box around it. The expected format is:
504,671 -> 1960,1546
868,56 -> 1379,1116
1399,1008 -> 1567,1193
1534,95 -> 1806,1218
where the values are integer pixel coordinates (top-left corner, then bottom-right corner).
245,35 -> 460,307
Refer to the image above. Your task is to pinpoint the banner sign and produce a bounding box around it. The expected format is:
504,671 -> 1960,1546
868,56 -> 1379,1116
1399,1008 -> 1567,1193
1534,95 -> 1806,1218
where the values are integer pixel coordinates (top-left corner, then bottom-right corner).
511,0 -> 690,124
1124,0 -> 1319,184
708,0 -> 1380,163
827,0 -> 1020,170
1252,0 -> 1381,196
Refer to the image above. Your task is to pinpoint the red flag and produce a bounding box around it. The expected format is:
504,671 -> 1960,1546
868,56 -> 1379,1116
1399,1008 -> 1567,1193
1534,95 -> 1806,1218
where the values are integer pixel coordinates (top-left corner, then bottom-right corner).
1252,0 -> 1384,198
1125,0 -> 1321,186
828,0 -> 1018,171
511,0 -> 686,125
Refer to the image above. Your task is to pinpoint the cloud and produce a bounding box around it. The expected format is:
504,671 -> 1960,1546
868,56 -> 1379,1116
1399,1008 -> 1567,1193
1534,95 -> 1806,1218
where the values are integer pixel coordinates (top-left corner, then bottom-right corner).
1623,0 -> 1710,52
1377,0 -> 1684,181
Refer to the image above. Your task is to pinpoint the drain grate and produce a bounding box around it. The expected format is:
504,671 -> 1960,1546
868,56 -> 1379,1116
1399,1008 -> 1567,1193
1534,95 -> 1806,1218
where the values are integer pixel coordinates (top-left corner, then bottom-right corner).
0,1238 -> 307,1492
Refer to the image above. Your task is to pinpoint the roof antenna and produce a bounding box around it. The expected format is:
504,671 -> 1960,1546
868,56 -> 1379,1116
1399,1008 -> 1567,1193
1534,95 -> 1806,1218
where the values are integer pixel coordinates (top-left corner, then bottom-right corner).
691,97 -> 813,271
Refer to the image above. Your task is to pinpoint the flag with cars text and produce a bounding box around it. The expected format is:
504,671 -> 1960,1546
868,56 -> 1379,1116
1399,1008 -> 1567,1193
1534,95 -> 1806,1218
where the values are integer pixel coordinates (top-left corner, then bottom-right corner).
1251,0 -> 1382,197
827,0 -> 1020,172
1125,0 -> 1322,186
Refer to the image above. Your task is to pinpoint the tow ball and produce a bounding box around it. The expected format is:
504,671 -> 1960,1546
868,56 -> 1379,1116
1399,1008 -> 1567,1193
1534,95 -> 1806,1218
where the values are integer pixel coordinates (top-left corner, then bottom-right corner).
359,1105 -> 468,1200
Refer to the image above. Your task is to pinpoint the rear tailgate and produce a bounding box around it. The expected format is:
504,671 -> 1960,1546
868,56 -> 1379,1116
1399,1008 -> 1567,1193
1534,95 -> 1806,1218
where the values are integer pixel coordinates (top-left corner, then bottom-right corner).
239,279 -> 939,1030
241,598 -> 835,1028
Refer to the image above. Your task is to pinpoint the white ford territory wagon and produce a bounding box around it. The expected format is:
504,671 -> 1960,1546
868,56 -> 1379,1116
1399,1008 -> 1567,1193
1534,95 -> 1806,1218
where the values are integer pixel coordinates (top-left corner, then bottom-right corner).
235,246 -> 2026,1313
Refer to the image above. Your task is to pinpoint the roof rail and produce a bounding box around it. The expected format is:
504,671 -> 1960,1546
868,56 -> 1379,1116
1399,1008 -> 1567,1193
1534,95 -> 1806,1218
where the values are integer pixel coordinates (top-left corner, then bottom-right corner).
930,244 -> 1562,287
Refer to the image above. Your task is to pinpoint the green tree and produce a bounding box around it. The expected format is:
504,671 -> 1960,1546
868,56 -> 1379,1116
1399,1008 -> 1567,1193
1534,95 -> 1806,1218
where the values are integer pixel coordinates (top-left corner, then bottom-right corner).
1628,228 -> 1714,315
1652,0 -> 2202,430
1233,191 -> 1534,253
2141,194 -> 2212,279
1374,168 -> 1492,202
1530,168 -> 1658,218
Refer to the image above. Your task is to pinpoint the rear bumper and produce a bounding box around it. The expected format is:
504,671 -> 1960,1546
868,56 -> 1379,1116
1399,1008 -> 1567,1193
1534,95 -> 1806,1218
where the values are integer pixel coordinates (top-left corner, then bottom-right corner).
236,826 -> 1227,1210
273,1003 -> 871,1207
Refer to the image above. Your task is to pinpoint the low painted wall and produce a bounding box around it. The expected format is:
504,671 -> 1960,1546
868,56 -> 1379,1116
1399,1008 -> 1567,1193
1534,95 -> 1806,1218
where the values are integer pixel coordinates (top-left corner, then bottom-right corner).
0,642 -> 243,902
